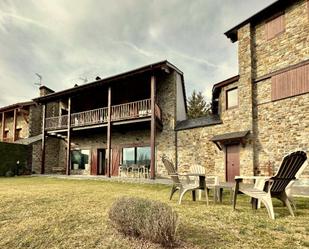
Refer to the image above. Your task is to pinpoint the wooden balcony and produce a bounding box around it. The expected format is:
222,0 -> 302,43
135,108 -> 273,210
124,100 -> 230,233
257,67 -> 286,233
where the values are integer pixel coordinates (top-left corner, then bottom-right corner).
45,99 -> 162,131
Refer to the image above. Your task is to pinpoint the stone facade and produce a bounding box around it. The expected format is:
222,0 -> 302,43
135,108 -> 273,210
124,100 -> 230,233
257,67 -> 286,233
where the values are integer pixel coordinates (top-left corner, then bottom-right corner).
0,105 -> 33,142
156,72 -> 177,176
177,0 -> 309,180
254,0 -> 309,78
252,0 -> 309,176
34,70 -> 180,177
29,1 -> 309,179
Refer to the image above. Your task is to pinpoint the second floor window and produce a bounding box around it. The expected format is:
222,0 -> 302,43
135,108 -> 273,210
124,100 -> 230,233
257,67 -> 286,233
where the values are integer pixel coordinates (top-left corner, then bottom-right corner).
226,88 -> 238,109
265,13 -> 285,40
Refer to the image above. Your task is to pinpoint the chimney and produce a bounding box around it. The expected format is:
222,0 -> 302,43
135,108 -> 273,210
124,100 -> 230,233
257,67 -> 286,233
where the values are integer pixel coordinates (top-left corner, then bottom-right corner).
39,86 -> 55,97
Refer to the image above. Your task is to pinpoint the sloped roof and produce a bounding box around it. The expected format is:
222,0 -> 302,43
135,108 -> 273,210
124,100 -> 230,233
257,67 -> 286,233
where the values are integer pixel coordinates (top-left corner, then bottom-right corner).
14,134 -> 42,145
33,60 -> 185,103
0,101 -> 34,112
175,115 -> 222,131
210,130 -> 250,142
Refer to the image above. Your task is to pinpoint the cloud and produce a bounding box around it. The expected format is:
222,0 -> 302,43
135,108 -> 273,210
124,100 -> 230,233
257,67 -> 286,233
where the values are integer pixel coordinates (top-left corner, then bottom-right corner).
0,10 -> 48,29
0,0 -> 276,107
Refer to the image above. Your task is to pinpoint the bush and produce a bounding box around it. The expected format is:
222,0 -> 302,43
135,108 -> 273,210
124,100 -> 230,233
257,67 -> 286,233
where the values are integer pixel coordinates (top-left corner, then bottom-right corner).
109,197 -> 178,247
5,171 -> 15,177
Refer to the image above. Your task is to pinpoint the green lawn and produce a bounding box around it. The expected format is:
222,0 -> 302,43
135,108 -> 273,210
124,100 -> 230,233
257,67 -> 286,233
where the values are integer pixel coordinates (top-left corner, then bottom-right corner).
0,177 -> 308,249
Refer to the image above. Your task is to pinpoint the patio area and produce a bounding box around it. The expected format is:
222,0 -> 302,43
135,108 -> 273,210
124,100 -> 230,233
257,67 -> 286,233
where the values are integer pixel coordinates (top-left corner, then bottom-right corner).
0,177 -> 308,249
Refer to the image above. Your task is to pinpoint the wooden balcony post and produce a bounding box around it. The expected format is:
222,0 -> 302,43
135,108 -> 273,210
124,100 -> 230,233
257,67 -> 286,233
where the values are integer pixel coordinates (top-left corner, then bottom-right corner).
41,104 -> 46,174
66,97 -> 72,175
13,109 -> 17,142
107,86 -> 112,177
150,75 -> 156,179
1,112 -> 5,142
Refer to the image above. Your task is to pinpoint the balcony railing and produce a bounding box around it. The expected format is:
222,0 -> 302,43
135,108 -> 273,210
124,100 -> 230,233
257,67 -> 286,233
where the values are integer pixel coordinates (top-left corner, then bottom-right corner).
45,99 -> 162,131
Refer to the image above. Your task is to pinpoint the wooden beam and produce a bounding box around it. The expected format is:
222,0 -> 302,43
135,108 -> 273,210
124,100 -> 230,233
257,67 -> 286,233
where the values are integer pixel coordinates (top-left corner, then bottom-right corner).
150,75 -> 156,179
12,109 -> 17,141
1,112 -> 5,142
66,97 -> 72,175
107,86 -> 112,177
41,104 -> 46,174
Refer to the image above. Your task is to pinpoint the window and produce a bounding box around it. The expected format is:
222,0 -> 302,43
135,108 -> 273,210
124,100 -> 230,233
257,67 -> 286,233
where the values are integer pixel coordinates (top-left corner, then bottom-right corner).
226,88 -> 238,109
265,13 -> 285,40
271,64 -> 309,101
71,149 -> 90,170
136,147 -> 151,166
122,146 -> 151,167
122,147 -> 135,165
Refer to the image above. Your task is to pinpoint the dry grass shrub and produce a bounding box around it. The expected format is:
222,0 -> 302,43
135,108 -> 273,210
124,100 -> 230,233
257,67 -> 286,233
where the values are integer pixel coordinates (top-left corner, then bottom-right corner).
109,197 -> 179,247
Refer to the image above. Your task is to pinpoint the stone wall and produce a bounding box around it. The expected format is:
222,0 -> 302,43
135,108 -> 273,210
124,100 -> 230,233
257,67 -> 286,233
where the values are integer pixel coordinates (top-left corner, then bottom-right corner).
177,3 -> 309,180
31,137 -> 61,174
177,23 -> 256,181
31,141 -> 41,173
4,114 -> 14,141
29,104 -> 42,137
254,0 -> 309,78
16,112 -> 29,139
252,0 -> 309,177
156,71 -> 177,176
2,111 -> 31,141
253,92 -> 309,176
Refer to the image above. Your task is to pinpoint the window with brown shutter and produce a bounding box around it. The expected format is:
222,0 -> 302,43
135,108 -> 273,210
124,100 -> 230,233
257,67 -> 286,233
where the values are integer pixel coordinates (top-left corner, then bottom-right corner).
271,64 -> 309,101
265,13 -> 285,40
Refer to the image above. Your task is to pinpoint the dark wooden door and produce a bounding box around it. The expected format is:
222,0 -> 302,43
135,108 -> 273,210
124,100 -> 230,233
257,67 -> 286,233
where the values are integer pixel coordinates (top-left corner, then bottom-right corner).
226,144 -> 240,182
111,147 -> 120,176
91,149 -> 98,175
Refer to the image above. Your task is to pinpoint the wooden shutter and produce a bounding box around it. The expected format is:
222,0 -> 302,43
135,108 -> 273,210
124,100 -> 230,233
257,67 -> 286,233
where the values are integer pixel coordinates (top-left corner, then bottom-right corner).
271,64 -> 309,101
111,147 -> 120,176
91,149 -> 98,175
265,13 -> 285,40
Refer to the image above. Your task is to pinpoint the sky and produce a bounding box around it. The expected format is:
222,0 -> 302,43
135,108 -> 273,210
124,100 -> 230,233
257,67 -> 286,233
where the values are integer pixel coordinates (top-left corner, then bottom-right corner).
0,0 -> 275,107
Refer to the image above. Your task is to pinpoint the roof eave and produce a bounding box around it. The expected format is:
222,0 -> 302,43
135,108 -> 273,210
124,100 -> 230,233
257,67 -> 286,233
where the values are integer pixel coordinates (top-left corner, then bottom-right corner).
224,0 -> 294,43
0,101 -> 35,112
33,60 -> 183,104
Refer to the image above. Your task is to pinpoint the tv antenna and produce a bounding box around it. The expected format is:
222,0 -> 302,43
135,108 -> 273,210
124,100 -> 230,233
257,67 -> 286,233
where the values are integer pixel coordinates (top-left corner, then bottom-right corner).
34,73 -> 42,86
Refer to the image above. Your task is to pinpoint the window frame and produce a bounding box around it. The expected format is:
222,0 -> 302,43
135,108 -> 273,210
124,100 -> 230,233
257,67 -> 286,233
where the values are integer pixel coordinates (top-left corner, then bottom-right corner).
122,146 -> 151,166
71,149 -> 90,170
226,87 -> 239,110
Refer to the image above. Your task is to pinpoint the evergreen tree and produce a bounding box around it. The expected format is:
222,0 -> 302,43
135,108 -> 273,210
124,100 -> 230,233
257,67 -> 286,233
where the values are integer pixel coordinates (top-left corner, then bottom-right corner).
187,90 -> 210,119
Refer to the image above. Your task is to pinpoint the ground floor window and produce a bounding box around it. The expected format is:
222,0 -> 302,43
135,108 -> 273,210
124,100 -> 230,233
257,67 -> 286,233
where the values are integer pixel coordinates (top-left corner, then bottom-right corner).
122,146 -> 150,167
71,149 -> 90,170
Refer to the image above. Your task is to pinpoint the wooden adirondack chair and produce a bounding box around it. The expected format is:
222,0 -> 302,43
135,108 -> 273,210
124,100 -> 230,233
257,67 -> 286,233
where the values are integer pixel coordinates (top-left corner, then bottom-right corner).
162,156 -> 209,205
233,151 -> 307,219
285,160 -> 308,210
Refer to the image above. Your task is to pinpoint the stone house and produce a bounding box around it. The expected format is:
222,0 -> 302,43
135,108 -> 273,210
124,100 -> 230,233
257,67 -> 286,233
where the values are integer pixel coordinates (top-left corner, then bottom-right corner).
31,61 -> 187,177
13,0 -> 309,180
176,0 -> 309,181
0,101 -> 37,143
